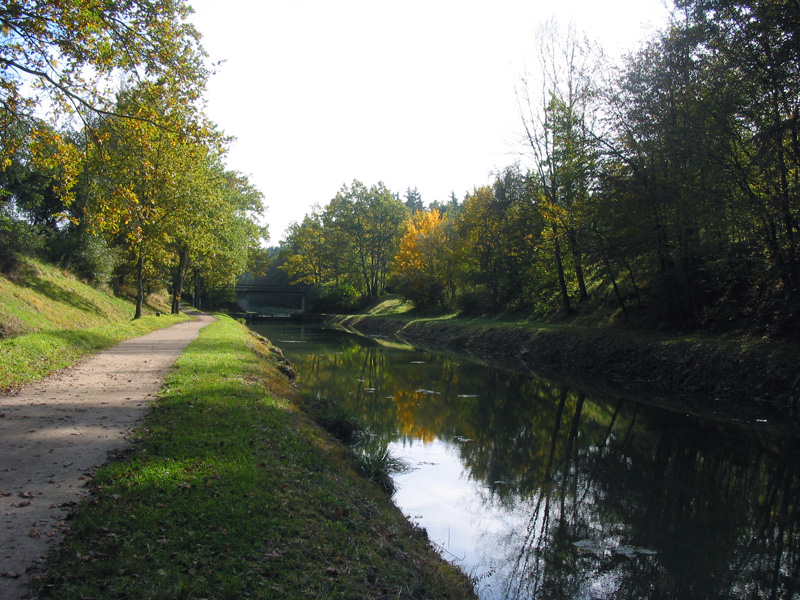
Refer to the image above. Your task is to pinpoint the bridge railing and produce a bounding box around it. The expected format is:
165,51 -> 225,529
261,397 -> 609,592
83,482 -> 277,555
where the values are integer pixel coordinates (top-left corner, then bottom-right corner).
232,285 -> 310,295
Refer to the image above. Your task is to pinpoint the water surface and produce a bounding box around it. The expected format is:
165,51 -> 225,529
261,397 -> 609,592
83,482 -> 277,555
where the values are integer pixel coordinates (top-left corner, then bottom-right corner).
252,322 -> 800,600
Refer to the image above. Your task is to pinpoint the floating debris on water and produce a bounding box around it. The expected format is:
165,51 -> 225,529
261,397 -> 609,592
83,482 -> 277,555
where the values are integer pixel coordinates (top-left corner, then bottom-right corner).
457,394 -> 478,398
454,436 -> 474,443
572,539 -> 657,559
415,389 -> 440,395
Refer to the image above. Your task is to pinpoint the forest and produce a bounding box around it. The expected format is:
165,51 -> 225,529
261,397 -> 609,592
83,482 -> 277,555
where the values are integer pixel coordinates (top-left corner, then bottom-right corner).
279,0 -> 800,339
0,1 -> 266,317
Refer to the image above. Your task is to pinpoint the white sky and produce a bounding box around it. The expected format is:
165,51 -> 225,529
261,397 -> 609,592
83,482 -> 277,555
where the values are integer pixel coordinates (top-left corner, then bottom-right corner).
189,0 -> 672,244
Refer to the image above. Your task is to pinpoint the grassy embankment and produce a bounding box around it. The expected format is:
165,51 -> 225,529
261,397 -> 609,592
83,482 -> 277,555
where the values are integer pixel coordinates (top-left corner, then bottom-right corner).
32,315 -> 476,599
0,257 -> 186,392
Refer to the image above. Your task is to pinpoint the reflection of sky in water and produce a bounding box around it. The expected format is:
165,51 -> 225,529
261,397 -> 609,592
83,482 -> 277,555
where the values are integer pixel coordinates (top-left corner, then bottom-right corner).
391,440 -> 638,600
391,438 -> 527,599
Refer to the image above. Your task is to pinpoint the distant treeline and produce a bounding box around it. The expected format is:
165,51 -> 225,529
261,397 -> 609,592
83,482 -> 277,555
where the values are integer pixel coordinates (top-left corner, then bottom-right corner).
279,0 -> 800,337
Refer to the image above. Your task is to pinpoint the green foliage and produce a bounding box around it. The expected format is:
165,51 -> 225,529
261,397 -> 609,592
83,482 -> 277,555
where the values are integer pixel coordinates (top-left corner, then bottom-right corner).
316,282 -> 362,312
0,0 -> 207,167
0,210 -> 41,273
1,1 -> 264,320
47,229 -> 123,285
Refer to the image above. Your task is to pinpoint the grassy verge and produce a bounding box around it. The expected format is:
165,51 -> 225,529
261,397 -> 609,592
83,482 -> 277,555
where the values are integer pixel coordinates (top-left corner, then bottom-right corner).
32,315 -> 476,599
0,313 -> 189,392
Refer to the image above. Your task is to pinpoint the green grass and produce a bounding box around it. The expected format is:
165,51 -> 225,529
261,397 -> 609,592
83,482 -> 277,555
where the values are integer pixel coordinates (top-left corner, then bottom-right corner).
0,256 -> 187,391
32,316 -> 476,599
363,294 -> 415,316
348,296 -> 790,351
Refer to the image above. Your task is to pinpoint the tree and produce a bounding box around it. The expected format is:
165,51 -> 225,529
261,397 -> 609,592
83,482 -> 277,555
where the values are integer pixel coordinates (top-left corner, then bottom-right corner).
456,168 -> 540,312
517,20 -> 604,311
84,83 -> 225,318
677,0 -> 800,294
403,186 -> 424,213
167,162 -> 265,314
282,208 -> 334,287
395,209 -> 461,309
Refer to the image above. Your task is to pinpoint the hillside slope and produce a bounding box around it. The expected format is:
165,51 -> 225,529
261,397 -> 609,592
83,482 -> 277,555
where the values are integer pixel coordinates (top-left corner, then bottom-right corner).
0,258 -> 159,337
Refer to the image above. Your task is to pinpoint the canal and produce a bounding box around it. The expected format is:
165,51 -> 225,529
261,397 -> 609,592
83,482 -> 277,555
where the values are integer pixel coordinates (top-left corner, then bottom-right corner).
251,321 -> 800,600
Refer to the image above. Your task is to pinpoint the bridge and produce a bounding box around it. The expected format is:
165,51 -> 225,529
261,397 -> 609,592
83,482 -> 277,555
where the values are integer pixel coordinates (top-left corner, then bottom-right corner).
232,283 -> 312,314
232,284 -> 311,295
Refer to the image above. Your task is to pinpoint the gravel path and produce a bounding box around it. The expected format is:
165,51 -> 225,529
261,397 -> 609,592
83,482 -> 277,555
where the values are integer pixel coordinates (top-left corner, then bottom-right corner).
0,314 -> 215,599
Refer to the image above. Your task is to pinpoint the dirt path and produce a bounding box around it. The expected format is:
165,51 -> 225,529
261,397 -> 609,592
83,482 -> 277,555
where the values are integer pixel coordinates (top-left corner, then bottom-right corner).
0,314 -> 215,599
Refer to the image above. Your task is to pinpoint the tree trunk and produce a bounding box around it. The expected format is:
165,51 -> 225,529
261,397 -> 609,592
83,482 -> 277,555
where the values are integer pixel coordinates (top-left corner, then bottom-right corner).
552,223 -> 572,313
567,228 -> 588,301
171,247 -> 191,314
604,257 -> 626,313
134,247 -> 144,320
193,269 -> 201,308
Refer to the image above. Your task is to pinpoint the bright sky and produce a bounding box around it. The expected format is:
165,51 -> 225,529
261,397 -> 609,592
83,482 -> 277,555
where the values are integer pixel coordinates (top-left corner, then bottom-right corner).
189,0 -> 672,244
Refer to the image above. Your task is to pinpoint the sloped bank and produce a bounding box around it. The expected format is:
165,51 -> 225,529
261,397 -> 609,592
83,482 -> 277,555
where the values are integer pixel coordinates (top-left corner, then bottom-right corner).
332,314 -> 799,424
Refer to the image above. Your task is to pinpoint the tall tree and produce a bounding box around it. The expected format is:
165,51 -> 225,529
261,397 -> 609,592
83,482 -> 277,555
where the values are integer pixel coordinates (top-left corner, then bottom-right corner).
395,208 -> 461,309
456,168 -> 539,311
84,83 -> 221,318
167,162 -> 265,314
282,209 -> 333,287
518,20 -> 603,311
677,0 -> 800,293
403,186 -> 424,213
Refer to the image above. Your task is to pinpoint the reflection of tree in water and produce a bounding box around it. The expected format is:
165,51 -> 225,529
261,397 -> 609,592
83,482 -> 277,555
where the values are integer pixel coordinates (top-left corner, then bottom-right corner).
275,327 -> 800,600
483,396 -> 800,600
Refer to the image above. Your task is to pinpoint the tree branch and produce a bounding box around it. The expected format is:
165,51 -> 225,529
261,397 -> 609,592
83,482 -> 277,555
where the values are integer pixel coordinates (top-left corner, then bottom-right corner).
0,57 -> 178,132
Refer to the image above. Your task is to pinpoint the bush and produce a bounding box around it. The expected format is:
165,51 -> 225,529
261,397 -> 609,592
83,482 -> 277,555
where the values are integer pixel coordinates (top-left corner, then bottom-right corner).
314,283 -> 361,313
0,212 -> 43,274
48,231 -> 122,286
456,287 -> 493,315
352,439 -> 409,495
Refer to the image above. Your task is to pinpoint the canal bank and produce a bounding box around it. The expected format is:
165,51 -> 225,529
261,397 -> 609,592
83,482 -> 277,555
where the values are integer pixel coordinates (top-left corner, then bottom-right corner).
331,313 -> 800,424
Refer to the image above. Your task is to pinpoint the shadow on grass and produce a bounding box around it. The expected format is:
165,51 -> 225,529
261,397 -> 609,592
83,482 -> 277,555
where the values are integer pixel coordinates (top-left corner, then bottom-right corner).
15,276 -> 117,317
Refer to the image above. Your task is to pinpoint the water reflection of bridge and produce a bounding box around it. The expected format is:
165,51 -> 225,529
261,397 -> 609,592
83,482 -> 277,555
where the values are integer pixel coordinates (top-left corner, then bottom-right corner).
233,284 -> 312,314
